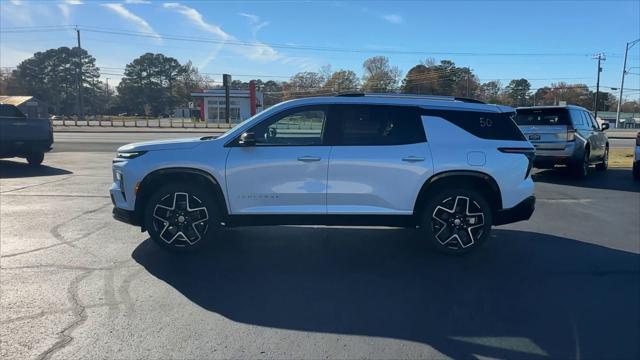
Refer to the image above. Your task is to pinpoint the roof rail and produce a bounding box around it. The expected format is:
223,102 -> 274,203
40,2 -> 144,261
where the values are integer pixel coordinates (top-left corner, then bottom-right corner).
335,92 -> 485,104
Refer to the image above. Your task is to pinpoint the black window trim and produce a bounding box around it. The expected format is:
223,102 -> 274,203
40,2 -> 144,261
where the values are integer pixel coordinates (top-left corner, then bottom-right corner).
423,108 -> 526,141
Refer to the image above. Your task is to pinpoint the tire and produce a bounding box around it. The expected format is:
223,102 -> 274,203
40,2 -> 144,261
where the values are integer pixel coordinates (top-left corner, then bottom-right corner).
144,182 -> 219,252
420,188 -> 493,255
596,146 -> 608,171
572,148 -> 590,178
26,152 -> 44,166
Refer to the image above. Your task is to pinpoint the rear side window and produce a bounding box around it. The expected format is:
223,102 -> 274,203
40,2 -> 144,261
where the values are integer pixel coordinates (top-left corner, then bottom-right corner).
0,104 -> 26,118
515,108 -> 570,126
331,105 -> 426,145
425,109 -> 525,141
569,109 -> 585,127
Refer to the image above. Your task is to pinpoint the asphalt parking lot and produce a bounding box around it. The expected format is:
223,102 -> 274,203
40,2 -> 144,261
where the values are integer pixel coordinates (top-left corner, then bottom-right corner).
1,137 -> 639,359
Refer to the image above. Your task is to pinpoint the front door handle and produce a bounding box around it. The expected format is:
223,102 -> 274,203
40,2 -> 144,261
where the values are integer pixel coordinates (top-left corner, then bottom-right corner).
402,156 -> 425,162
297,156 -> 321,162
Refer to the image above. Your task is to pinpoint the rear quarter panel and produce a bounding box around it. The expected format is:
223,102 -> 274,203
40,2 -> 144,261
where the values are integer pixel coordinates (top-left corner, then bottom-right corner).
422,115 -> 534,209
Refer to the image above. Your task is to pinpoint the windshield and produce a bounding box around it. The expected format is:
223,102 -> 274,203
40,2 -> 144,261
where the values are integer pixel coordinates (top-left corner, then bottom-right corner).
515,108 -> 570,126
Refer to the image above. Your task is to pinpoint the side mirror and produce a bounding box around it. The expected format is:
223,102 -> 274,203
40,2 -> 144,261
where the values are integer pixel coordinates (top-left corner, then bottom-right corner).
601,123 -> 610,131
238,132 -> 256,146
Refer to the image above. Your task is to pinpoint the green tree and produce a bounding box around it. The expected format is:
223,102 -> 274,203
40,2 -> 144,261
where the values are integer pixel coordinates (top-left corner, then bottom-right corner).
10,47 -> 100,115
504,78 -> 531,106
323,69 -> 360,92
478,80 -> 502,103
402,60 -> 479,97
117,53 -> 187,115
362,56 -> 401,92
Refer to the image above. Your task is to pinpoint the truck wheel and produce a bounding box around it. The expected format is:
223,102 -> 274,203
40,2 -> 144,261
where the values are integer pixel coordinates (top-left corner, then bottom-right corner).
26,152 -> 44,166
420,188 -> 493,255
144,182 -> 219,252
596,147 -> 608,171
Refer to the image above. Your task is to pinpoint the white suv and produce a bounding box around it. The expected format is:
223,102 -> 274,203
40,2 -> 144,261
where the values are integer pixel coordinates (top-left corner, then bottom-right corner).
111,94 -> 536,254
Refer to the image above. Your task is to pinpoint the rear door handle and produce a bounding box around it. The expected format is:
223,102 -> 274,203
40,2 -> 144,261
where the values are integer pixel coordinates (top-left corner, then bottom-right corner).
402,156 -> 425,162
297,156 -> 321,162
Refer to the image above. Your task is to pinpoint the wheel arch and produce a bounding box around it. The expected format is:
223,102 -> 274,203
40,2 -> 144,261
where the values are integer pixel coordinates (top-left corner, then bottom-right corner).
413,170 -> 503,216
134,167 -> 228,226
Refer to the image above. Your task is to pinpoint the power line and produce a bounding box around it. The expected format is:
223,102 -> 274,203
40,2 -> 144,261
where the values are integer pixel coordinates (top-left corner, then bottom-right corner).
0,25 -> 619,58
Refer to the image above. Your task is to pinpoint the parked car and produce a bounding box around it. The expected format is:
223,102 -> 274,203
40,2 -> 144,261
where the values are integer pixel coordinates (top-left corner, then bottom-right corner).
633,132 -> 640,180
515,105 -> 609,177
0,103 -> 53,165
110,94 -> 536,254
50,115 -> 62,120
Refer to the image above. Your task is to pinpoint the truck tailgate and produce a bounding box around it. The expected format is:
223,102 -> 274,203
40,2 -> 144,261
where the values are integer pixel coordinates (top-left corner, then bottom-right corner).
518,125 -> 568,150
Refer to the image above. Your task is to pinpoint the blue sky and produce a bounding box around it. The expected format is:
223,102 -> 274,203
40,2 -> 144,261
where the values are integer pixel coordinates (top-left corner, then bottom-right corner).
1,0 -> 639,98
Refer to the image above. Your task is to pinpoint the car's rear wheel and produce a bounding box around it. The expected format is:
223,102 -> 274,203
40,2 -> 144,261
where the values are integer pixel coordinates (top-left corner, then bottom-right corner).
596,146 -> 608,171
421,188 -> 493,255
572,149 -> 590,178
26,152 -> 44,166
144,183 -> 219,251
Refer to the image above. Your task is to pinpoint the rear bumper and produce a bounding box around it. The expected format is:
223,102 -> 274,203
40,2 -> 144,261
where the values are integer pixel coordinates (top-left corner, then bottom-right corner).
494,196 -> 536,226
0,138 -> 53,157
532,142 -> 582,167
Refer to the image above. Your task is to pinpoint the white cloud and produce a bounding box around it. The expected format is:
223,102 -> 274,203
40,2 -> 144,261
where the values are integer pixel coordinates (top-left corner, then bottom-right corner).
101,3 -> 161,41
238,12 -> 259,24
64,0 -> 83,4
163,3 -> 230,40
58,4 -> 71,22
239,12 -> 269,38
382,14 -> 403,24
163,2 -> 286,67
9,0 -> 24,5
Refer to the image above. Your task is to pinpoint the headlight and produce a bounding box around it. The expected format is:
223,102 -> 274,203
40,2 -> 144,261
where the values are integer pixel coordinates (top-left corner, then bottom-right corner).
117,151 -> 147,159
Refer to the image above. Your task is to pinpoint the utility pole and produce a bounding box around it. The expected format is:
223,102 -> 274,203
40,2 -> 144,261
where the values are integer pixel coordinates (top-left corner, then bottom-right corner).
223,74 -> 231,124
76,27 -> 84,121
105,78 -> 110,114
616,39 -> 640,128
593,53 -> 605,121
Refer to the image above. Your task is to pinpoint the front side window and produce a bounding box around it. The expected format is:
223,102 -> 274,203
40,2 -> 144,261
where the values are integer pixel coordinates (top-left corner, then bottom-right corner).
250,106 -> 327,146
333,105 -> 425,146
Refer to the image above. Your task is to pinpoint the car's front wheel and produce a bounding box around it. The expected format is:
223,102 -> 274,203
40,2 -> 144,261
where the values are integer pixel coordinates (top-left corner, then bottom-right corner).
420,188 -> 493,255
144,183 -> 219,251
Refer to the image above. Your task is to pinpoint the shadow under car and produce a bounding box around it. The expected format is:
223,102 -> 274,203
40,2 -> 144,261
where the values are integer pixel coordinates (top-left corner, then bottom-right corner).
132,227 -> 640,360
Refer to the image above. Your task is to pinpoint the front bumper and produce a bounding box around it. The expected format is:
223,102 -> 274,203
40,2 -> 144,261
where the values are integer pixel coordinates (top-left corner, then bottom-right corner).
112,206 -> 141,226
494,196 -> 536,226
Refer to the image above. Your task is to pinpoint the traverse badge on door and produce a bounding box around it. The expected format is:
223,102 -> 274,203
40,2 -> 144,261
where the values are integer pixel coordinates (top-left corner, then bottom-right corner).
528,134 -> 541,141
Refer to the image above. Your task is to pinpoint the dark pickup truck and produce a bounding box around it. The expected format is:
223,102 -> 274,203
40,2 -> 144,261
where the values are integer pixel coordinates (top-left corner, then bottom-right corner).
0,103 -> 53,165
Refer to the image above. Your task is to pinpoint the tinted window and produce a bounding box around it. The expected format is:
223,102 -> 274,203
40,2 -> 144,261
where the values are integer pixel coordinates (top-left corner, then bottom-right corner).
332,105 -> 425,145
427,109 -> 525,141
250,106 -> 327,146
515,108 -> 570,126
584,112 -> 598,128
0,104 -> 26,118
569,109 -> 585,127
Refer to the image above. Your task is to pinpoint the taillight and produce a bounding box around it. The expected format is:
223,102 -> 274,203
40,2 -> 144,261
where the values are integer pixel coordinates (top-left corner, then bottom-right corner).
567,129 -> 576,142
498,147 -> 536,179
